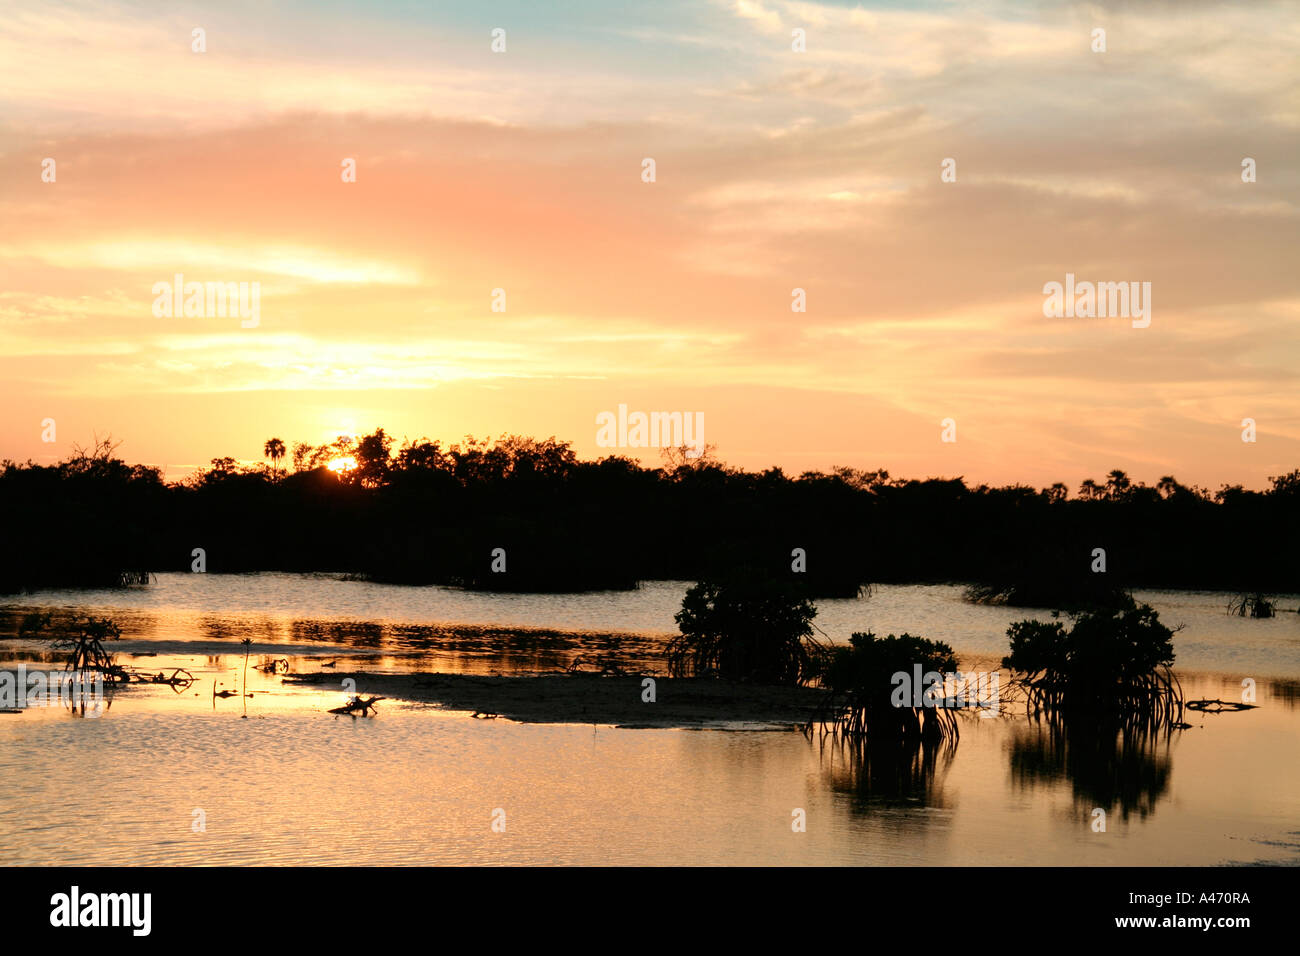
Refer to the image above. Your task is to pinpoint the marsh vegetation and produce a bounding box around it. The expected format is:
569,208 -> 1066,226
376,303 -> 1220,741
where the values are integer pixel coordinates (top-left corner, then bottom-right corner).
809,632 -> 966,741
1227,593 -> 1276,618
666,578 -> 823,685
1001,599 -> 1184,730
20,612 -> 126,682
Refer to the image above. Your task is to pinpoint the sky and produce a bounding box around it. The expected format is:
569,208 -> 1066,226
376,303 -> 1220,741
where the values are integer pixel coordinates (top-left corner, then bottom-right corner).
1,0 -> 1297,488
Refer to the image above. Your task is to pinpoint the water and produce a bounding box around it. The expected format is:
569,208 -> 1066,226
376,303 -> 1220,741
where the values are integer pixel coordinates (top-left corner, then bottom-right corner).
2,574 -> 1298,865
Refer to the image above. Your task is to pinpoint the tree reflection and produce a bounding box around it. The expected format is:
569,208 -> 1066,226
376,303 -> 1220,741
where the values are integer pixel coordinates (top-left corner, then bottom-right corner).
1007,715 -> 1175,821
815,734 -> 956,815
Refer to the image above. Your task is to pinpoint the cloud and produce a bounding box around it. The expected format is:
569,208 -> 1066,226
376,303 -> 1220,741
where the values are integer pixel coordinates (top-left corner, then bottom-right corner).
1,0 -> 1297,487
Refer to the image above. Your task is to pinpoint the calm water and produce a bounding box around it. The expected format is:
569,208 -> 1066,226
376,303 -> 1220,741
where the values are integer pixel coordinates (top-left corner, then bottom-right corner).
2,574 -> 1298,865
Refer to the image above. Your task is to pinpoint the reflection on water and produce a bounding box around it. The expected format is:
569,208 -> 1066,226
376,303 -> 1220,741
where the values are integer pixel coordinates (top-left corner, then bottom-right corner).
4,689 -> 1295,866
1,575 -> 1299,865
1007,718 -> 1174,822
1267,679 -> 1300,710
815,735 -> 956,815
3,573 -> 1299,675
0,608 -> 667,678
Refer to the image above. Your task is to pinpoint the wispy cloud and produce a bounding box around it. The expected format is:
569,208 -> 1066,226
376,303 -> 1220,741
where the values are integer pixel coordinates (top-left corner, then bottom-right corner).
1,0 -> 1297,487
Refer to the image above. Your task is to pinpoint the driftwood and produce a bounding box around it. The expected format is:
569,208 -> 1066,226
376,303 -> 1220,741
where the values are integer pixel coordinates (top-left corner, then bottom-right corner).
127,667 -> 196,689
1186,699 -> 1258,713
329,695 -> 385,717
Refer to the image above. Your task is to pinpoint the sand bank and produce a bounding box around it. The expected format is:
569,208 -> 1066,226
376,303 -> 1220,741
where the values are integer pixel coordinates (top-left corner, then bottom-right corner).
285,671 -> 826,729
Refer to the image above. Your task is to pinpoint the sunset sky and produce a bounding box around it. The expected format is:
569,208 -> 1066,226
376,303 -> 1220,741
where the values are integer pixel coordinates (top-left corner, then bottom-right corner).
2,0 -> 1297,488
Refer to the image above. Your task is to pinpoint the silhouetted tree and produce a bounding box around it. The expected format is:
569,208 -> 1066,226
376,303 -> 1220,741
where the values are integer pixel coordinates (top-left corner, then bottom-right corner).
667,578 -> 820,685
351,428 -> 392,488
1105,469 -> 1132,501
263,438 -> 286,476
1042,482 -> 1068,503
813,631 -> 963,740
3,430 -> 1298,596
1002,599 -> 1180,726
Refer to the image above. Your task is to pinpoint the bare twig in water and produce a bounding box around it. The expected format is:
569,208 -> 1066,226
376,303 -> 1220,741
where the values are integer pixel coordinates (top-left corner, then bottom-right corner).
240,638 -> 253,719
125,667 -> 196,692
1185,698 -> 1258,713
566,655 -> 630,677
328,695 -> 385,717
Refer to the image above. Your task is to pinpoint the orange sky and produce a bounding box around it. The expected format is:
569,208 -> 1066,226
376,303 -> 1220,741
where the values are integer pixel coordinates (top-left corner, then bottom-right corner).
2,1 -> 1298,488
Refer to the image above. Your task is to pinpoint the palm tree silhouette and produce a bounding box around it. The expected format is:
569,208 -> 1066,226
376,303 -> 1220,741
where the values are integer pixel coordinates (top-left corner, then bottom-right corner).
1105,469 -> 1131,501
263,437 -> 286,477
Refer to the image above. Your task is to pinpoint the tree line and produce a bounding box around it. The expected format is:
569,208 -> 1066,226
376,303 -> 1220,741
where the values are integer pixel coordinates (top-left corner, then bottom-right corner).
2,430 -> 1297,596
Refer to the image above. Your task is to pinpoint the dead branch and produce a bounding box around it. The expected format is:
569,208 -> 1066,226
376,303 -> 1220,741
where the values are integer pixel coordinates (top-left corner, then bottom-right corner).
328,695 -> 385,717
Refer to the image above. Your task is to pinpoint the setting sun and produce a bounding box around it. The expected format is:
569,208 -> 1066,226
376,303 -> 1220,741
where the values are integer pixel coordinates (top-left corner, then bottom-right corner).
326,456 -> 357,474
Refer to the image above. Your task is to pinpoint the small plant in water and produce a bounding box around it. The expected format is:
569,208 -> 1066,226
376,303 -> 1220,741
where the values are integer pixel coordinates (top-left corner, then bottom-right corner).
965,578 -> 1131,612
1227,593 -> 1275,618
18,613 -> 125,715
21,612 -> 125,680
667,577 -> 822,685
1001,598 -> 1183,729
809,632 -> 962,741
240,638 -> 253,718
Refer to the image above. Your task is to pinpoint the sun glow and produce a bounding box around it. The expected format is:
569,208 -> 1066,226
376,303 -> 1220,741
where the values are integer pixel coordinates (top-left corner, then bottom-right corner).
327,456 -> 357,473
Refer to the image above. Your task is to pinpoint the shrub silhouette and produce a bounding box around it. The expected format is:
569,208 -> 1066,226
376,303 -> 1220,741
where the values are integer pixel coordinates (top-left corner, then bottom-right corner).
666,578 -> 820,685
965,576 -> 1131,612
811,632 -> 962,740
20,611 -> 127,683
1002,598 -> 1181,726
1227,593 -> 1275,618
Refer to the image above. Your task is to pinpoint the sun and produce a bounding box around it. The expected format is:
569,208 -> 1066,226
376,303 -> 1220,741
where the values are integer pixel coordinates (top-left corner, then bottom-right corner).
327,456 -> 357,474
